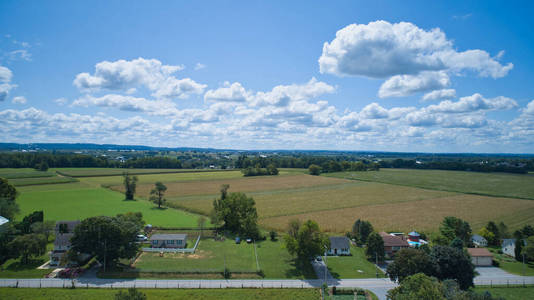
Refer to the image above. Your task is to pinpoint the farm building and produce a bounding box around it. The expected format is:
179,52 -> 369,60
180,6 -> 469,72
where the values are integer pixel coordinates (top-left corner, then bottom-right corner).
327,236 -> 351,256
50,220 -> 81,267
150,233 -> 187,248
379,232 -> 409,257
501,239 -> 516,258
471,234 -> 488,247
467,248 -> 493,266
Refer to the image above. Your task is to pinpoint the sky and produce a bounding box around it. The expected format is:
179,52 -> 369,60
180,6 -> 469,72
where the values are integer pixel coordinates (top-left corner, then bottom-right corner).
1,0 -> 533,153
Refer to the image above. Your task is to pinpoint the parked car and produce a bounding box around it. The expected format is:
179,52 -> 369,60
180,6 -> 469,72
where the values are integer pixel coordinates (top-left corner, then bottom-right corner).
235,237 -> 241,244
246,238 -> 252,243
316,256 -> 322,261
137,234 -> 148,242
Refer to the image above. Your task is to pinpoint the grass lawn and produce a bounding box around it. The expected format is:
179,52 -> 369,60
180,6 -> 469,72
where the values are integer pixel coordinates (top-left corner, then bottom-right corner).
487,247 -> 534,276
134,238 -> 257,273
255,239 -> 316,279
16,185 -> 204,227
326,246 -> 383,279
325,169 -> 534,200
0,243 -> 52,278
0,168 -> 55,179
0,288 -> 320,300
472,286 -> 534,300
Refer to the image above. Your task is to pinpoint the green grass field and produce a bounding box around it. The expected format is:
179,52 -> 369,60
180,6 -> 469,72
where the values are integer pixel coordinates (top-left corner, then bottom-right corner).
0,243 -> 53,278
7,176 -> 77,186
16,185 -> 204,227
53,168 -> 237,177
0,288 -> 319,300
325,169 -> 534,199
472,286 -> 534,300
0,168 -> 55,179
255,239 -> 316,279
326,246 -> 383,279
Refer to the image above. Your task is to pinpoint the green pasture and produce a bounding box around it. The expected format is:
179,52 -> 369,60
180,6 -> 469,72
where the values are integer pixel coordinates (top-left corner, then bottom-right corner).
16,186 -> 203,227
472,286 -> 534,300
326,246 -> 383,279
0,288 -> 320,300
325,168 -> 534,199
0,168 -> 55,179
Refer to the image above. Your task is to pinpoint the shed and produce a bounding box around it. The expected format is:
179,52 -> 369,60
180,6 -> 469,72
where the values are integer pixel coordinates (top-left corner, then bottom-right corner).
150,233 -> 187,248
467,248 -> 493,266
327,237 -> 351,256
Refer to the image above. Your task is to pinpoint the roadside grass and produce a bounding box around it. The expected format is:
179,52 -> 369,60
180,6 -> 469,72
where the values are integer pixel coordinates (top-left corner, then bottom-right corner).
255,239 -> 316,279
0,288 -> 320,300
0,168 -> 55,179
0,243 -> 52,278
260,194 -> 534,233
487,247 -> 534,276
16,186 -> 204,227
134,238 -> 257,273
325,169 -> 534,200
472,286 -> 534,300
52,168 -> 236,177
326,246 -> 383,279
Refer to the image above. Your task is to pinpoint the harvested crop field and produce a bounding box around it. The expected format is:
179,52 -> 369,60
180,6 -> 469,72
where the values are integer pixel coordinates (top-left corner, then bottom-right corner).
260,194 -> 534,233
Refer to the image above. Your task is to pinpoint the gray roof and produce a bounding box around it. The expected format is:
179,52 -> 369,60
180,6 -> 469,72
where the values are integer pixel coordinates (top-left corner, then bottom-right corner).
502,238 -> 516,247
150,233 -> 187,241
0,216 -> 8,226
55,220 -> 80,233
472,234 -> 487,242
54,233 -> 74,247
329,236 -> 350,249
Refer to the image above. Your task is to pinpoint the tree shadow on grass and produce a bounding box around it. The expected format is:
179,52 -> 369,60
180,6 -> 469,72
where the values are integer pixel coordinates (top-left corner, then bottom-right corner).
5,259 -> 45,271
149,206 -> 169,211
284,259 -> 317,279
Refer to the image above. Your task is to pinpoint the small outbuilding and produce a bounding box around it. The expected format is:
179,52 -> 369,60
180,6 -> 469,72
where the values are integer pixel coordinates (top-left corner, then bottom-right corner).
467,248 -> 493,266
501,239 -> 516,258
150,233 -> 187,248
328,236 -> 351,256
471,234 -> 488,247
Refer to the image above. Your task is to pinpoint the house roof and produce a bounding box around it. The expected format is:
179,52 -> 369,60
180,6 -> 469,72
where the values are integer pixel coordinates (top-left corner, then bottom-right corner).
502,239 -> 516,247
54,233 -> 74,247
472,234 -> 487,242
329,236 -> 350,249
55,220 -> 80,233
0,216 -> 9,226
150,233 -> 187,240
467,248 -> 493,257
379,232 -> 409,247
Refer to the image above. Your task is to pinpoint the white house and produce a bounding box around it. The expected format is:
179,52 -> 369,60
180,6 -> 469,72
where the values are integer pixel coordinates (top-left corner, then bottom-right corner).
150,233 -> 187,248
50,220 -> 80,266
502,239 -> 516,258
327,237 -> 351,256
467,248 -> 493,266
471,234 -> 488,247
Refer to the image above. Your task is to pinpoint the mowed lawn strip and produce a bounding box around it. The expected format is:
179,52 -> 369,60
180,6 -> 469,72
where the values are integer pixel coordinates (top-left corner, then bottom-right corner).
0,288 -> 320,300
325,169 -> 534,199
260,194 -> 534,233
170,180 -> 454,218
255,239 -> 316,279
326,246 -> 382,279
134,239 -> 256,273
16,186 -> 203,227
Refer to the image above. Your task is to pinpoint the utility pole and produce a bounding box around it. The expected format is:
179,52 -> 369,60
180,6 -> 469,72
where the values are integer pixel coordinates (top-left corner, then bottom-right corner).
523,239 -> 527,276
375,251 -> 379,278
324,245 -> 328,285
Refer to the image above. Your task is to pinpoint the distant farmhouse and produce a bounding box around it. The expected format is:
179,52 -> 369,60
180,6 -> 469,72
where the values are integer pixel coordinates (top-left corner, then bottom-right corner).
328,236 -> 351,256
472,234 -> 488,247
379,232 -> 409,257
467,248 -> 493,266
501,239 -> 516,258
50,220 -> 80,267
150,233 -> 187,248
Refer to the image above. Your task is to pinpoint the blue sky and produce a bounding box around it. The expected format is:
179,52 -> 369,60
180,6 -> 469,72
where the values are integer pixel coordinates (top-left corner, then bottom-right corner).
1,0 -> 533,153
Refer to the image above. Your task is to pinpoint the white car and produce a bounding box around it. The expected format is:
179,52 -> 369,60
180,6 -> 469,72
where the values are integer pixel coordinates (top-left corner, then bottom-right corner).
136,234 -> 148,241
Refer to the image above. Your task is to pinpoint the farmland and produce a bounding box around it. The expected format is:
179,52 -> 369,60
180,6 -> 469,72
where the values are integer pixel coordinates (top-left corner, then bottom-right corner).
325,168 -> 534,199
53,168 -> 236,177
0,288 -> 320,300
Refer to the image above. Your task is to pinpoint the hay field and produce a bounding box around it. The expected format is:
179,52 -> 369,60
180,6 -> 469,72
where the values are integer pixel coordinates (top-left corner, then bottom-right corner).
325,168 -> 534,199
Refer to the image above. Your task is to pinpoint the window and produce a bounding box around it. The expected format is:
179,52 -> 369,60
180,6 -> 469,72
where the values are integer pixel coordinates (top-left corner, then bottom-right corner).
152,240 -> 157,245
167,240 -> 174,244
177,240 -> 182,245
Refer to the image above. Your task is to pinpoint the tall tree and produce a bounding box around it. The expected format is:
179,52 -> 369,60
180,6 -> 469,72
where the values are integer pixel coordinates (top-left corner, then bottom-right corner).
0,178 -> 19,220
284,219 -> 329,261
387,248 -> 436,282
522,236 -> 534,262
308,164 -> 321,176
122,172 -> 138,200
366,232 -> 385,262
8,233 -> 47,264
486,221 -> 500,245
430,245 -> 475,290
149,182 -> 167,208
439,216 -> 472,245
71,215 -> 141,269
212,188 -> 260,238
17,211 -> 44,234
31,220 -> 56,241
352,219 -> 373,244
387,273 -> 445,300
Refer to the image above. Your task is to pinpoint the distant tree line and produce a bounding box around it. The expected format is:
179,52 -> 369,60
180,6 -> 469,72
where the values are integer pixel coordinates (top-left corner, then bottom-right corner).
379,158 -> 532,174
0,153 -> 182,169
241,164 -> 279,176
236,155 -> 379,173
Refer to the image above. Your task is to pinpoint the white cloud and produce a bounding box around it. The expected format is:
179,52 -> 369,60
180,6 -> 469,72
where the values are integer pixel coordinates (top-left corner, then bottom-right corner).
204,82 -> 251,102
427,93 -> 517,113
194,63 -> 206,70
8,49 -> 32,61
12,96 -> 26,104
0,66 -> 16,101
54,97 -> 68,106
73,58 -> 205,99
320,20 -> 512,79
360,103 -> 389,119
252,77 -> 335,107
378,71 -> 450,98
72,94 -> 177,115
422,89 -> 456,101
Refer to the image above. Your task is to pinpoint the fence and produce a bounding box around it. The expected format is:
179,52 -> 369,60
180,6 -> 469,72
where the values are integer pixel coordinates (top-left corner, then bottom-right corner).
474,277 -> 534,287
142,235 -> 201,253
